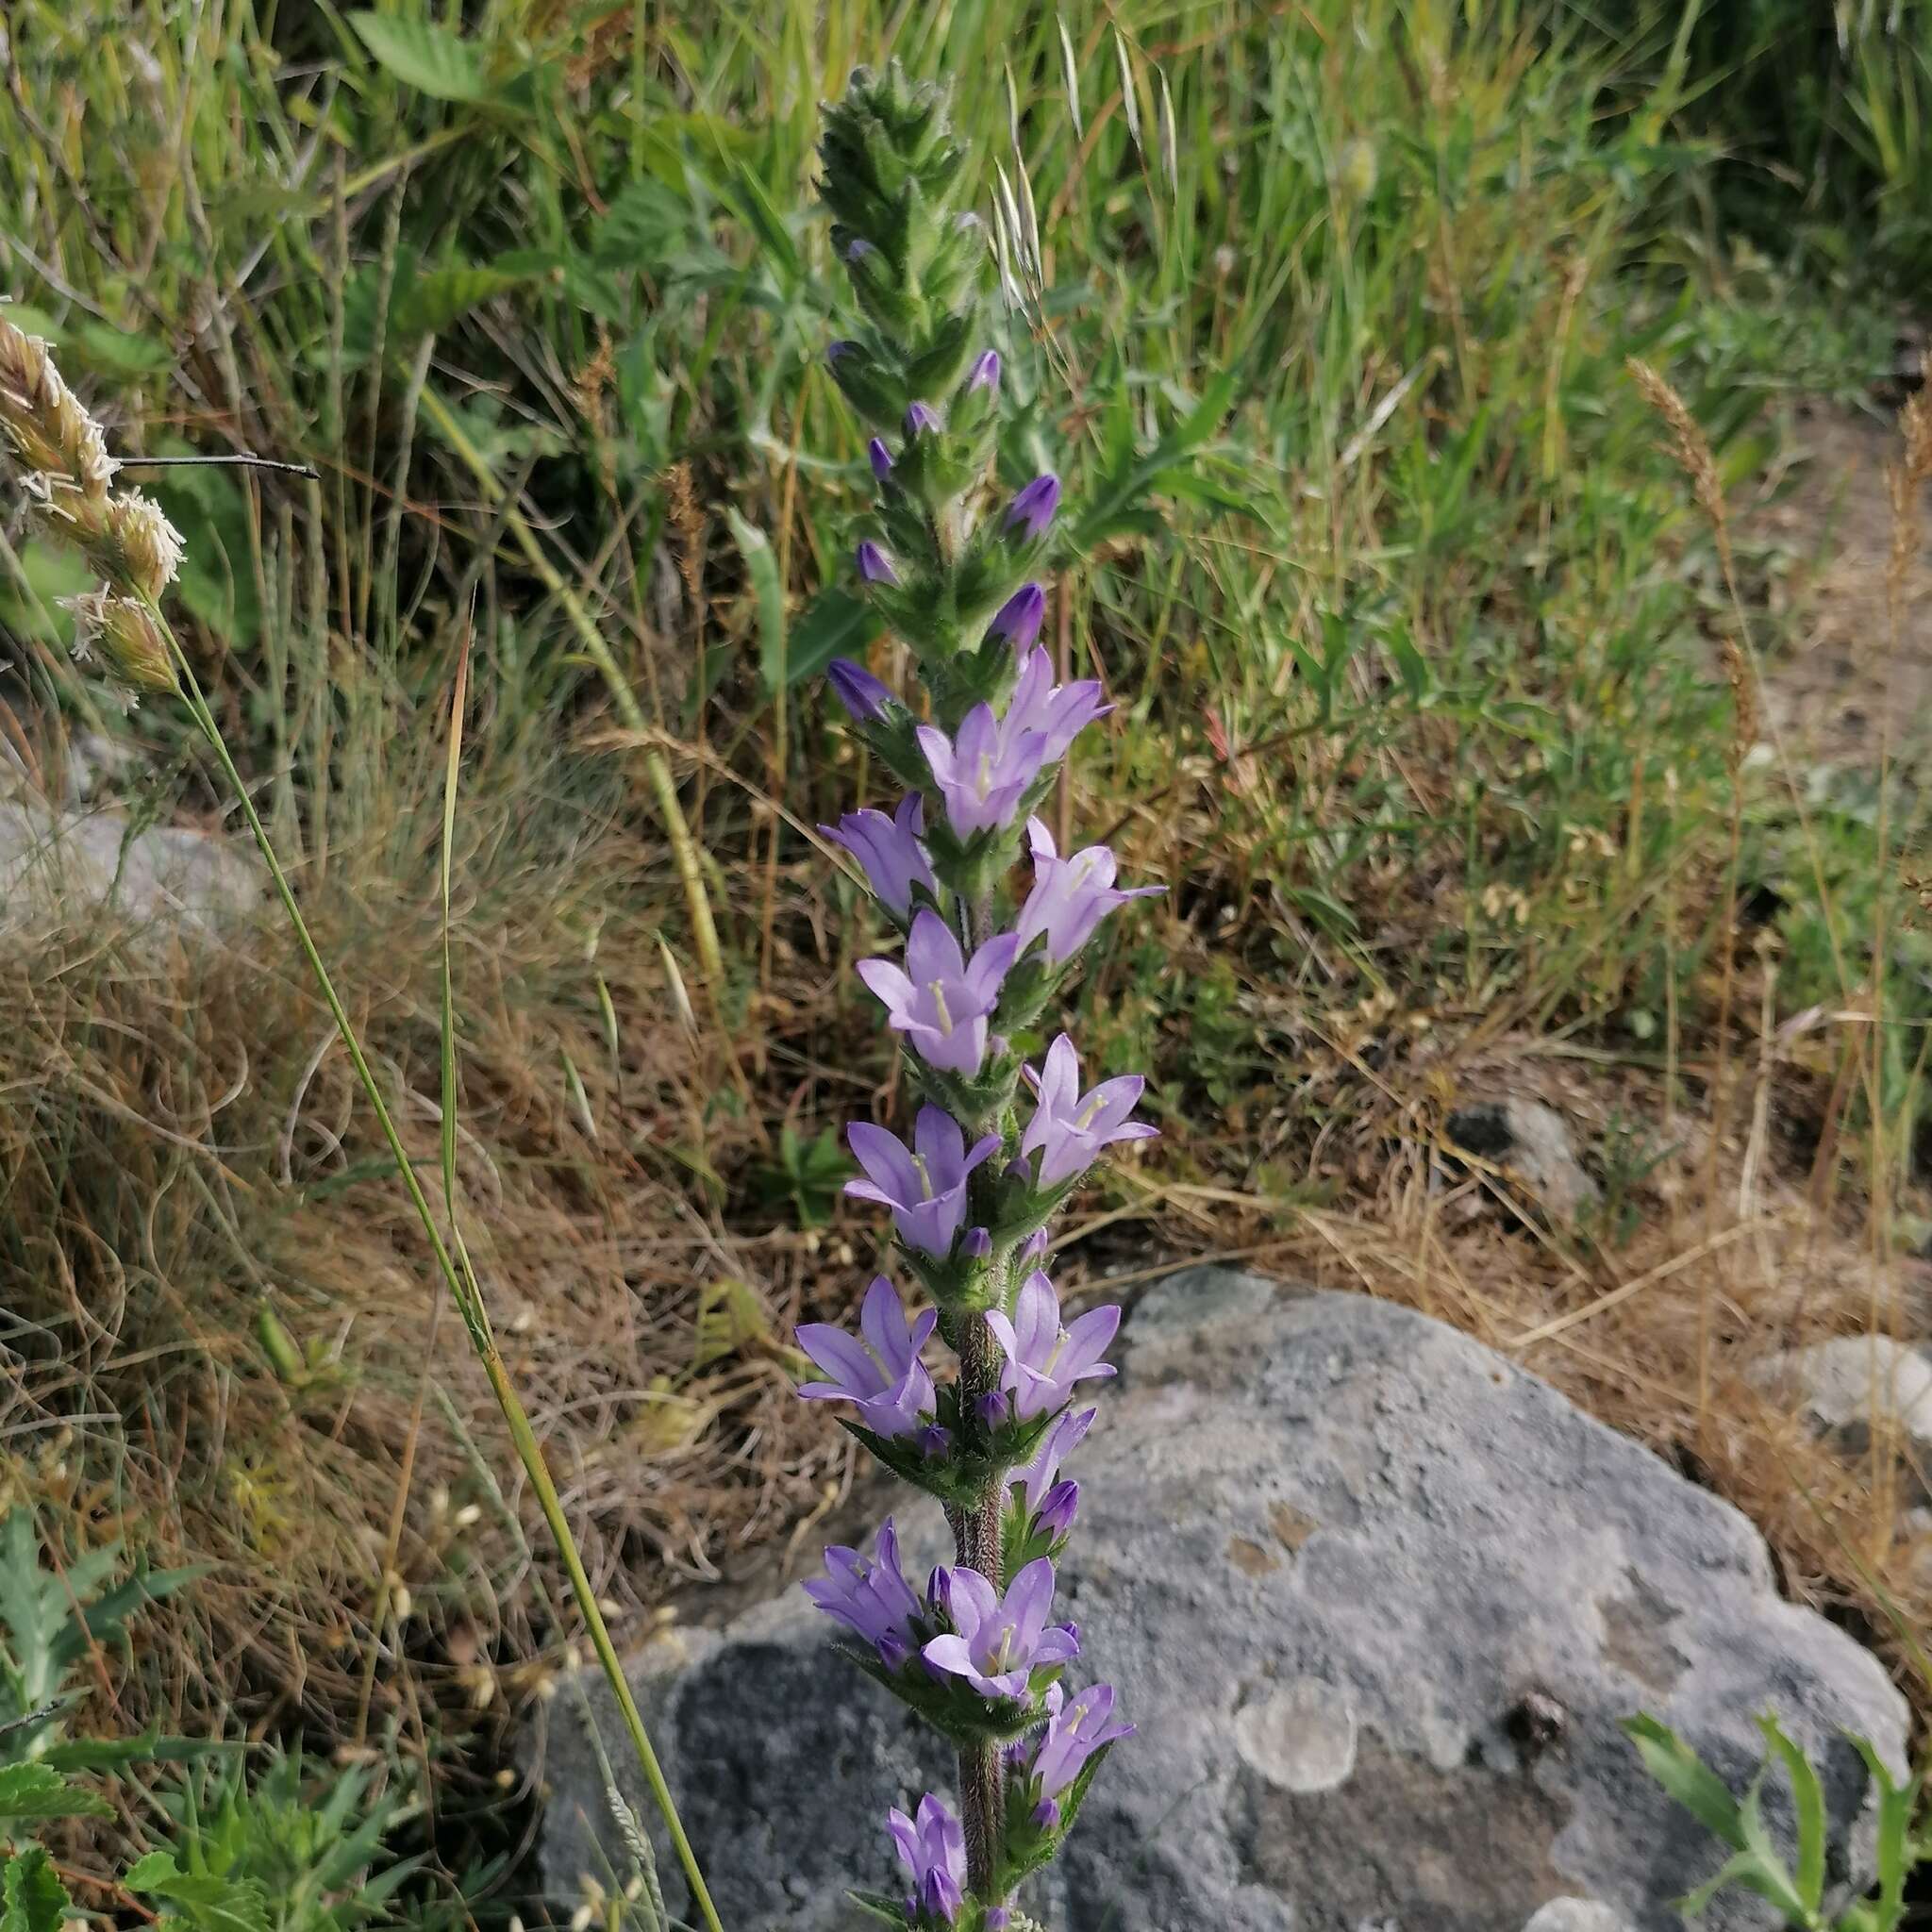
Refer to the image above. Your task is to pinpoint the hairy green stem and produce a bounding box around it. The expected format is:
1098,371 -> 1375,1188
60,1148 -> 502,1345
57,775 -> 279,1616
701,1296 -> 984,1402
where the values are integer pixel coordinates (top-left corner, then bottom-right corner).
953,1312 -> 1008,1898
955,922 -> 1011,1903
157,619 -> 725,1932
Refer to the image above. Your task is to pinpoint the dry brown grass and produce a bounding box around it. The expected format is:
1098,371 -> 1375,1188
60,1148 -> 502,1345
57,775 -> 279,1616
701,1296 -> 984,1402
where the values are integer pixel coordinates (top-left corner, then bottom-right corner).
0,794 -> 857,1754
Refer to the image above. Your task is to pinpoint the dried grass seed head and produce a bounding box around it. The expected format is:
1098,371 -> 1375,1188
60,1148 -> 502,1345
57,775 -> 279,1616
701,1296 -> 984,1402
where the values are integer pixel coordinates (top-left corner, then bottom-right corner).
98,490 -> 186,601
0,312 -> 116,496
62,589 -> 179,697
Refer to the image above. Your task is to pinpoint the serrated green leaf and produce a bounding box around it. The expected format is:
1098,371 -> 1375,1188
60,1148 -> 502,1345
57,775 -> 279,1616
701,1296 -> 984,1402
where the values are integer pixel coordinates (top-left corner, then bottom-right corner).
0,1762 -> 110,1824
1676,1846 -> 1763,1921
724,508 -> 787,691
348,13 -> 489,102
124,1851 -> 180,1889
1733,1770 -> 1813,1924
126,1852 -> 271,1932
845,1891 -> 908,1927
1851,1732 -> 1918,1923
1,1844 -> 70,1932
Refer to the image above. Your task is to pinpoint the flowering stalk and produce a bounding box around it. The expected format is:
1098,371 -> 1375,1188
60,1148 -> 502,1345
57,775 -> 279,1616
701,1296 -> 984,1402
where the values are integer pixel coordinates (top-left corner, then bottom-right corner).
801,66 -> 1153,1928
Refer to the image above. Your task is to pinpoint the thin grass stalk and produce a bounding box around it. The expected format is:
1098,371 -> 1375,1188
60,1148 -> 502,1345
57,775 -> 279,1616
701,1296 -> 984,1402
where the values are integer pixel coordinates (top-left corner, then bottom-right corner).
148,601 -> 726,1932
415,386 -> 725,997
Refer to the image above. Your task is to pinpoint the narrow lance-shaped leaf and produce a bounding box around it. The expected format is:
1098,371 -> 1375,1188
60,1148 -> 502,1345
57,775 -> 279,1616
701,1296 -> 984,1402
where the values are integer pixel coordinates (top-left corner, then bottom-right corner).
1622,1715 -> 1745,1848
1757,1715 -> 1826,1916
726,507 -> 789,693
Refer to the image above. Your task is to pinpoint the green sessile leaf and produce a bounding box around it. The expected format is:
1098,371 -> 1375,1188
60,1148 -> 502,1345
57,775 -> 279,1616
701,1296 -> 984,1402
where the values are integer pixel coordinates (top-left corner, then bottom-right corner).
347,14 -> 489,103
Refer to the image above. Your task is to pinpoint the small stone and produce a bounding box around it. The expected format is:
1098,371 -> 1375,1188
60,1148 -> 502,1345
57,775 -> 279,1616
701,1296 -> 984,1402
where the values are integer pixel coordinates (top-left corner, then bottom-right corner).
1234,1677 -> 1357,1792
1446,1097 -> 1600,1222
1750,1337 -> 1932,1457
1524,1902 -> 1639,1932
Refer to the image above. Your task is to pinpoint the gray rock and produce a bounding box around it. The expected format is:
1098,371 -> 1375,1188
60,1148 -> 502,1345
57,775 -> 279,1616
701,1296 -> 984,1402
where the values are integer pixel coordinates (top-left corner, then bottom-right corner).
0,799 -> 259,932
530,1270 -> 1907,1932
1446,1096 -> 1600,1223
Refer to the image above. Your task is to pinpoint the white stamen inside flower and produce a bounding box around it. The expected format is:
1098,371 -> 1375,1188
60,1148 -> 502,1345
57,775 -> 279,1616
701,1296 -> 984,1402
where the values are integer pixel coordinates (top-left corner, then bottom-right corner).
927,983 -> 953,1034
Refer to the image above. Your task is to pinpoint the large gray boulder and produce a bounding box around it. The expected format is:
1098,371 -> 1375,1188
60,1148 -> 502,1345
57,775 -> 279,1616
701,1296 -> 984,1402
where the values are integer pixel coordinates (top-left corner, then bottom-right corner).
529,1269 -> 1908,1931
